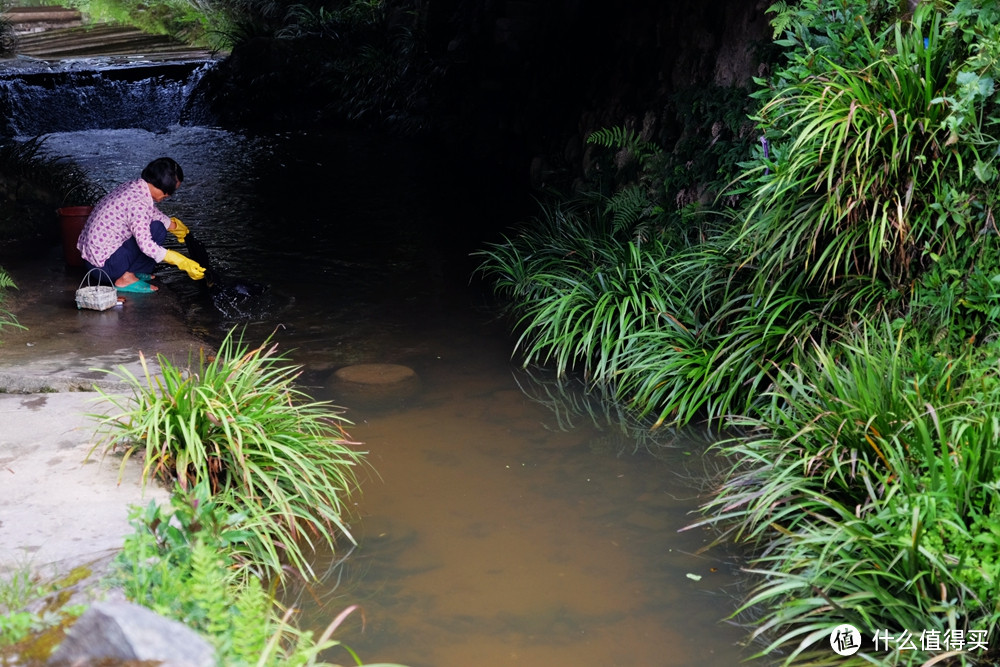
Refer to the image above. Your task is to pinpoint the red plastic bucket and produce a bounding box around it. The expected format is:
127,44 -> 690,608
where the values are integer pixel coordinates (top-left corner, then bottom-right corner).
57,206 -> 93,268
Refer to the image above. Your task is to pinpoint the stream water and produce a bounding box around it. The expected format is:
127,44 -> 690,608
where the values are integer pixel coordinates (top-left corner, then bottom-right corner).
10,64 -> 754,666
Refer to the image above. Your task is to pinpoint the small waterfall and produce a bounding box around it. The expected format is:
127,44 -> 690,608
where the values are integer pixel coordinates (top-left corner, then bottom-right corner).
0,60 -> 218,136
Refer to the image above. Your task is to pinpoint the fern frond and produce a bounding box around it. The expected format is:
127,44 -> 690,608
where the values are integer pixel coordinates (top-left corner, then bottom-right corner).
586,126 -> 657,165
605,185 -> 653,237
0,268 -> 15,290
188,539 -> 232,642
231,577 -> 272,663
766,1 -> 793,39
587,126 -> 642,149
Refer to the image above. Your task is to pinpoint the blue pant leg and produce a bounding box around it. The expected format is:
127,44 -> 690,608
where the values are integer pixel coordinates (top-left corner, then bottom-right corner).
150,219 -> 167,244
131,220 -> 168,274
82,260 -> 115,285
100,220 -> 169,280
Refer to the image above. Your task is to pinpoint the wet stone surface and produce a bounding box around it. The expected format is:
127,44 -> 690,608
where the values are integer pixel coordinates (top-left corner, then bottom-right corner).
0,243 -> 209,391
0,242 -> 184,597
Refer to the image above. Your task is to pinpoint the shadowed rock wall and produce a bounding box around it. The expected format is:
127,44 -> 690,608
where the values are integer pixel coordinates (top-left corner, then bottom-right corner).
425,0 -> 771,186
207,0 -> 771,191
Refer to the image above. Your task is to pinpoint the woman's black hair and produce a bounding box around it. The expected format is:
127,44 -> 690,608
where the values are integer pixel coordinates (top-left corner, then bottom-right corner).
141,157 -> 184,195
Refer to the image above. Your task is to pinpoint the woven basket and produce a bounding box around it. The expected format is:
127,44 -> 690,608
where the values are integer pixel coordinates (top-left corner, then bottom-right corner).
75,268 -> 119,311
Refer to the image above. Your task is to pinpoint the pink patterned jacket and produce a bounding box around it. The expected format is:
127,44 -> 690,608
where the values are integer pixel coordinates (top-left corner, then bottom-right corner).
78,179 -> 170,267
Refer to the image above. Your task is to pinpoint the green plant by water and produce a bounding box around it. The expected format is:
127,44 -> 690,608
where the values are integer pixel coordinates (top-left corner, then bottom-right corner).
478,1 -> 1000,430
88,327 -> 368,582
111,482 -> 404,667
690,318 -> 1000,665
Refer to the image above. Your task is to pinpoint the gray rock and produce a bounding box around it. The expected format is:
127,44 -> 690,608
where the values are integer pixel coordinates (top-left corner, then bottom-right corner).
48,600 -> 216,667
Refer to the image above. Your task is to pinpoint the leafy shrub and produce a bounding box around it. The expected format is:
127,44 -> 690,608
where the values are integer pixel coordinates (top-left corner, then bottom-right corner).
114,483 -> 402,666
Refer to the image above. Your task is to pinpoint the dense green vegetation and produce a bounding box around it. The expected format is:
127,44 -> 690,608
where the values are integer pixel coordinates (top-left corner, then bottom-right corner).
61,0 -> 231,49
477,0 -> 1000,664
112,482 -> 401,666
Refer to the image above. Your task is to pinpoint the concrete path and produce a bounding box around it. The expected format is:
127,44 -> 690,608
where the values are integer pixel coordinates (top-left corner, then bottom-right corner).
0,392 -> 170,575
0,244 -> 206,580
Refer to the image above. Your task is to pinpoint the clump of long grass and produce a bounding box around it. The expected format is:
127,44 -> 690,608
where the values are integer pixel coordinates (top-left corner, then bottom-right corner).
475,193 -> 833,428
692,318 -> 1000,665
475,195 -> 720,423
88,328 -> 367,581
732,8 -> 985,296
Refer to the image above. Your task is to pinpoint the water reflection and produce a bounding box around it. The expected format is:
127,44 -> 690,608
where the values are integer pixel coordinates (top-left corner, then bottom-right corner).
32,126 -> 751,666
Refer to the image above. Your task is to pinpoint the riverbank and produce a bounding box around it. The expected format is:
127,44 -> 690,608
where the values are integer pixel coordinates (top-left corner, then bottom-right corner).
0,242 -> 205,584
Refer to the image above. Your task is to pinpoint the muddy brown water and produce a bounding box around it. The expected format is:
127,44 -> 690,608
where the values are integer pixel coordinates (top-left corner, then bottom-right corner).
26,126 -> 753,666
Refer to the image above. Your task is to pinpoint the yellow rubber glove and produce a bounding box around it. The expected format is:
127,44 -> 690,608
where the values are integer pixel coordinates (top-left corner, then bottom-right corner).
163,249 -> 206,280
169,217 -> 190,244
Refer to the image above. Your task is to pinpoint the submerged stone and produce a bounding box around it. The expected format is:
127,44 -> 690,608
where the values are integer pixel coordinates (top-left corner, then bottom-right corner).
328,363 -> 421,409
